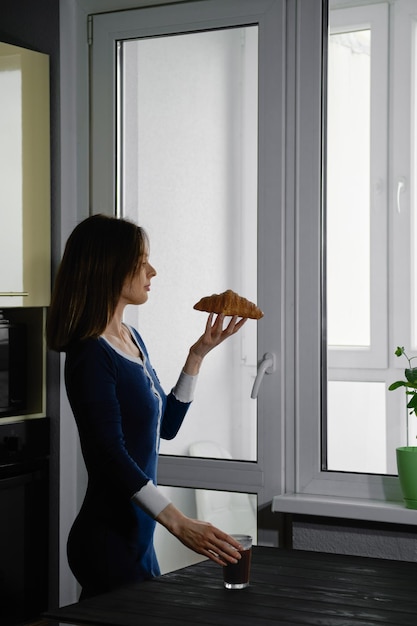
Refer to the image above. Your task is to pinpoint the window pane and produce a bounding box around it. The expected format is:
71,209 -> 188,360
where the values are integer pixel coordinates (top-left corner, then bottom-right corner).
325,4 -> 392,478
118,27 -> 258,461
326,30 -> 371,348
327,381 -> 387,474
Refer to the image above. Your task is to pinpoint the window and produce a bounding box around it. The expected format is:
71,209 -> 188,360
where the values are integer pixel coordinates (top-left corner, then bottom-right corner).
325,3 -> 391,474
326,1 -> 417,477
274,0 -> 417,523
89,0 -> 287,549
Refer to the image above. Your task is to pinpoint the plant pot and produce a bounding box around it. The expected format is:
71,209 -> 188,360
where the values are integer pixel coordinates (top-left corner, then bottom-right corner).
396,446 -> 417,509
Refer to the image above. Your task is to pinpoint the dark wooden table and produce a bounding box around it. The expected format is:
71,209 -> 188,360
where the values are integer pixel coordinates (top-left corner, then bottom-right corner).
44,546 -> 417,626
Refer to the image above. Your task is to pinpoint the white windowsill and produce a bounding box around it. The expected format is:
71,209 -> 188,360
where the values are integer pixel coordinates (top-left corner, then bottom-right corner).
272,494 -> 417,526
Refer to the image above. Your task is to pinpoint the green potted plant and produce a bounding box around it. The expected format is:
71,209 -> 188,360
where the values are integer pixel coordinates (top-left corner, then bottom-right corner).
389,346 -> 417,509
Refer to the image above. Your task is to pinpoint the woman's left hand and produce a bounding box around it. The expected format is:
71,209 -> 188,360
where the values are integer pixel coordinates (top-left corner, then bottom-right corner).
184,313 -> 247,375
156,503 -> 243,566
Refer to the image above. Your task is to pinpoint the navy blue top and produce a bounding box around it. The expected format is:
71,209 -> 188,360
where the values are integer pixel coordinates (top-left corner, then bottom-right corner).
64,328 -> 191,598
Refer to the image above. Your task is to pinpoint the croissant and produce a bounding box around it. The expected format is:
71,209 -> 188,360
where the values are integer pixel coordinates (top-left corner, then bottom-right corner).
193,289 -> 263,319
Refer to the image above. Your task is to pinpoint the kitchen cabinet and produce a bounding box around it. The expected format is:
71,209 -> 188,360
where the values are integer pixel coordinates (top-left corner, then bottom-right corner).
0,42 -> 50,307
0,418 -> 49,624
0,307 -> 47,420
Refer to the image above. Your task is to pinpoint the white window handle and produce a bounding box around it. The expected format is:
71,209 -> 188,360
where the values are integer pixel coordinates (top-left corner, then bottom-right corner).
397,177 -> 406,213
251,352 -> 276,399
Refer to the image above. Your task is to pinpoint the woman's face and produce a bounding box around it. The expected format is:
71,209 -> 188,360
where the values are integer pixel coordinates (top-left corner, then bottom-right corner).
120,254 -> 157,306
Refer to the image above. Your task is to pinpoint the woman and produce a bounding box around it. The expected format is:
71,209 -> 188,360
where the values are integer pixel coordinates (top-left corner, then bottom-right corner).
47,213 -> 247,599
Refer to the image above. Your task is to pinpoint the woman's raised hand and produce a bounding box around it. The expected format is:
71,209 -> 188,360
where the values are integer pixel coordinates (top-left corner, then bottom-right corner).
184,313 -> 247,375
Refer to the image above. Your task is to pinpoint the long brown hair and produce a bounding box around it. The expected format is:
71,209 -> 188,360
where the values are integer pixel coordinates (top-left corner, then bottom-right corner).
46,214 -> 149,352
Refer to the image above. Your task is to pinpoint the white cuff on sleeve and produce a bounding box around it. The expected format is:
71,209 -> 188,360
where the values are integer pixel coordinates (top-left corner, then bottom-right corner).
131,480 -> 171,518
172,370 -> 198,403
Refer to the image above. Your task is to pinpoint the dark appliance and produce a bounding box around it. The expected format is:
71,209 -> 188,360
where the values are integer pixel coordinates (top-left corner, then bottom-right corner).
0,418 -> 49,625
0,313 -> 27,416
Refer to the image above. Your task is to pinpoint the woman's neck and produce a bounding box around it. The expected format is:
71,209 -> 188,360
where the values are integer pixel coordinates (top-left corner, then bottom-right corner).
103,316 -> 141,359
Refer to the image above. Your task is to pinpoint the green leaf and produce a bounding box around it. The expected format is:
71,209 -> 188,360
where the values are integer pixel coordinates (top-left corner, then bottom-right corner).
407,394 -> 417,410
395,346 -> 405,357
406,367 -> 417,384
388,381 -> 408,391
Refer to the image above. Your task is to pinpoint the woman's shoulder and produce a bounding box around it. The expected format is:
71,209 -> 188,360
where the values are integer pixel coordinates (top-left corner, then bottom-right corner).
65,338 -> 120,390
66,336 -> 114,364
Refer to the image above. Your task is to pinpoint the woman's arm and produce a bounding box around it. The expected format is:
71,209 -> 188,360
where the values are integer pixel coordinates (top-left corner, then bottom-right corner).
156,502 -> 242,566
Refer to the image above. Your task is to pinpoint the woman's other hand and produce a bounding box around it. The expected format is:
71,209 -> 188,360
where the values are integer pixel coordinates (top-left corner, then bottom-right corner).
184,313 -> 247,375
156,503 -> 242,566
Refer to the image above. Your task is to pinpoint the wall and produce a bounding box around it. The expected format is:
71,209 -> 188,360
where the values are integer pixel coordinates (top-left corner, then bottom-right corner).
292,515 -> 417,562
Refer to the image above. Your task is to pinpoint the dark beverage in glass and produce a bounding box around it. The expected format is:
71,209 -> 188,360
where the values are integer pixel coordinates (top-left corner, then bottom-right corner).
223,534 -> 252,589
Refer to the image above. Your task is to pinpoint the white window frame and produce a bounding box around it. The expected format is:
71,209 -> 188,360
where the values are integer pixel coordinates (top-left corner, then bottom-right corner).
273,0 -> 417,526
88,0 -> 285,510
391,0 -> 417,355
